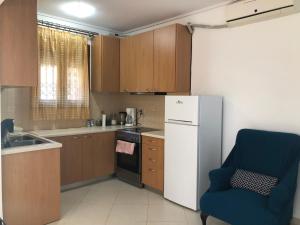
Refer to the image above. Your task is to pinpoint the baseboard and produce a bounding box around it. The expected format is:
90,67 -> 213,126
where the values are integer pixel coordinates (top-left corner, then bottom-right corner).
292,217 -> 300,225
61,174 -> 115,192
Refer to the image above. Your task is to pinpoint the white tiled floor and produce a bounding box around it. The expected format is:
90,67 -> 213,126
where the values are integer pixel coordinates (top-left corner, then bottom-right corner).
49,179 -> 228,225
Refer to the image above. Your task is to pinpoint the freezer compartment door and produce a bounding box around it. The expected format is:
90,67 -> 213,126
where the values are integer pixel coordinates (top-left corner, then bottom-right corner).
165,96 -> 200,126
164,122 -> 199,210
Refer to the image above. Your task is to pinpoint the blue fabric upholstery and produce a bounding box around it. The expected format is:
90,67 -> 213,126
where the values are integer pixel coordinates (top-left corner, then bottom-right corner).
209,167 -> 235,192
200,129 -> 300,225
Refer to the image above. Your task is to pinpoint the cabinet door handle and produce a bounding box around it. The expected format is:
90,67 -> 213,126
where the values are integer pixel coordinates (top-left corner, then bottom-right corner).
123,89 -> 129,92
150,140 -> 156,143
148,148 -> 157,151
148,158 -> 156,163
148,168 -> 156,173
73,136 -> 80,140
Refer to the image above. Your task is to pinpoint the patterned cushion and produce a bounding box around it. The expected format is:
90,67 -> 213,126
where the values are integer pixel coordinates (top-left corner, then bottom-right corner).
230,169 -> 278,196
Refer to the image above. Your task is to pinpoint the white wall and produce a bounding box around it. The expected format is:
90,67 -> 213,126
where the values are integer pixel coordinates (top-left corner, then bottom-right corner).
190,8 -> 300,219
129,3 -> 300,219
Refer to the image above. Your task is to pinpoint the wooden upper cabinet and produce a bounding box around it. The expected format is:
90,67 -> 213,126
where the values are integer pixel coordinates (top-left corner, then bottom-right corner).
154,24 -> 192,93
135,31 -> 154,92
0,0 -> 38,87
120,35 -> 138,92
120,31 -> 154,92
92,35 -> 120,93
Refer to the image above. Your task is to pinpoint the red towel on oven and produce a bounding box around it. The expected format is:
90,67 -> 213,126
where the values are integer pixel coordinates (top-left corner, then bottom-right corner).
116,140 -> 135,155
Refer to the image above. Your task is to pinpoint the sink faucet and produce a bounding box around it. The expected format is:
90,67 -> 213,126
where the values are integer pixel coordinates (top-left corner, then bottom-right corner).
1,119 -> 14,148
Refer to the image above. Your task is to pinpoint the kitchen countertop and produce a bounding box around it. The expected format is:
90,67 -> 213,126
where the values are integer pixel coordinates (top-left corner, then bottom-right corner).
31,125 -> 129,138
141,130 -> 164,139
1,133 -> 62,156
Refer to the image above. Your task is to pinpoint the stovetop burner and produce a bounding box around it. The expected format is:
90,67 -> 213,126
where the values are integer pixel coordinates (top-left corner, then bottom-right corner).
122,127 -> 157,134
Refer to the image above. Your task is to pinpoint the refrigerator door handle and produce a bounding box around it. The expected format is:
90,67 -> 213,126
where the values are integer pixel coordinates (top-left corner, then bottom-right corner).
167,119 -> 194,125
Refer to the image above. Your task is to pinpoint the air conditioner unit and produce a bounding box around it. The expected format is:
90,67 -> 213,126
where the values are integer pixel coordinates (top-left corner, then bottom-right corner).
226,0 -> 300,26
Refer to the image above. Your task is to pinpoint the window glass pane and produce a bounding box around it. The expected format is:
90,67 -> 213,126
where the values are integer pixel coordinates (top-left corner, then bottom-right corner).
67,67 -> 83,101
40,65 -> 57,101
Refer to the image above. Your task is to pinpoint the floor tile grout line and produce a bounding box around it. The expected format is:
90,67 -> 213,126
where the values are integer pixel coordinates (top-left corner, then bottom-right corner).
104,183 -> 122,225
62,186 -> 92,220
146,191 -> 150,225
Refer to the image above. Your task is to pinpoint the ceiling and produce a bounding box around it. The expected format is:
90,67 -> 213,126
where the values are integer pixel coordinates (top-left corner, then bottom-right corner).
37,0 -> 228,32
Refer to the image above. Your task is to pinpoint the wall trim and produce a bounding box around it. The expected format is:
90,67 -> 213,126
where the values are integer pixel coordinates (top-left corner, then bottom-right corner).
37,0 -> 234,37
37,12 -> 120,36
122,0 -> 233,35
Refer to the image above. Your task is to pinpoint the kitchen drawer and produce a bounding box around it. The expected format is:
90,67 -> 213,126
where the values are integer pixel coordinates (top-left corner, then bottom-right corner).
142,147 -> 163,168
142,136 -> 164,147
142,144 -> 162,155
142,136 -> 164,192
142,165 -> 163,192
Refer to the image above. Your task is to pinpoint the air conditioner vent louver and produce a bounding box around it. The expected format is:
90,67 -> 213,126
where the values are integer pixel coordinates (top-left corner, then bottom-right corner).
226,0 -> 296,24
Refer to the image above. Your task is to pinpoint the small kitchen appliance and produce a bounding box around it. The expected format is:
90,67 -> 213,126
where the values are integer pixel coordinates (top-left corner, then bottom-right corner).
125,108 -> 137,127
119,112 -> 127,125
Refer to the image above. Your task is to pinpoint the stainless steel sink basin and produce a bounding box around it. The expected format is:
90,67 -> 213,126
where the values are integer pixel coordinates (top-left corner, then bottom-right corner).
2,134 -> 50,149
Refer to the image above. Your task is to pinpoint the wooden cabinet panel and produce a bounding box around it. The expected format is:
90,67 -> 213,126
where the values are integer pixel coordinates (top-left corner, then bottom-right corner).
120,36 -> 138,92
175,24 -> 192,92
142,136 -> 164,192
154,25 -> 177,92
135,31 -> 154,92
120,23 -> 191,93
3,149 -> 60,225
92,35 -> 120,92
82,134 -> 95,181
154,24 -> 192,93
120,31 -> 154,92
82,132 -> 115,180
51,136 -> 83,185
0,0 -> 38,87
143,136 -> 164,147
94,132 -> 116,177
52,132 -> 116,185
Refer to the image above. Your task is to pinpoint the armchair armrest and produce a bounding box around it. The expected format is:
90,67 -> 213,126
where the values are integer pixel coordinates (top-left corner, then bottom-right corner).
209,167 -> 235,192
268,161 -> 299,214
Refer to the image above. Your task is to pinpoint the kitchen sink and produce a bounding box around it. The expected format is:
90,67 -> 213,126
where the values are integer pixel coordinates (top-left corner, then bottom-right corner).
2,134 -> 50,149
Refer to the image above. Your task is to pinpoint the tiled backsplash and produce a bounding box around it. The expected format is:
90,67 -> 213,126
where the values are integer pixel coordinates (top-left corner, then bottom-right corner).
120,95 -> 165,129
1,88 -> 165,131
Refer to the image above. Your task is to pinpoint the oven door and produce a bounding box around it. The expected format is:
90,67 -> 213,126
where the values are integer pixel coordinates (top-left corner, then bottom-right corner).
116,140 -> 140,174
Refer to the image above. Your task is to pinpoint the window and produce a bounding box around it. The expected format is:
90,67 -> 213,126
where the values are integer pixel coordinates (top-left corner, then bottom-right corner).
40,65 -> 58,101
67,67 -> 84,102
32,26 -> 90,120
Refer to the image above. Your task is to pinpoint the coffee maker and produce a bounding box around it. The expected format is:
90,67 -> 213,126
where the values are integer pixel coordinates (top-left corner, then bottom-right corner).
125,108 -> 137,127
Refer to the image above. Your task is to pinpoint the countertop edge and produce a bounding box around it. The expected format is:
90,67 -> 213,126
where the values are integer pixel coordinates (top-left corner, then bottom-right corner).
141,131 -> 165,140
30,126 -> 127,138
1,142 -> 62,156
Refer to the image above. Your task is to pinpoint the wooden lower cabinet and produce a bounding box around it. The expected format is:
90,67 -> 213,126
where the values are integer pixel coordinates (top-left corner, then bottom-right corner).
2,149 -> 61,225
142,136 -> 164,192
51,132 -> 116,186
82,132 -> 115,180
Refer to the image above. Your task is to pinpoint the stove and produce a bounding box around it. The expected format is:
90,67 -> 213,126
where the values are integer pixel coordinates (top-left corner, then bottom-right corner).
116,127 -> 157,187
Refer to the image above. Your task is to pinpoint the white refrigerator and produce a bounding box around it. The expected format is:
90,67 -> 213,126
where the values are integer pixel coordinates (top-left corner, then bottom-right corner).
164,96 -> 223,211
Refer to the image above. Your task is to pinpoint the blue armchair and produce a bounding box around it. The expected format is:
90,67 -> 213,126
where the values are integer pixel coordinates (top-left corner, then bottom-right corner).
200,129 -> 300,225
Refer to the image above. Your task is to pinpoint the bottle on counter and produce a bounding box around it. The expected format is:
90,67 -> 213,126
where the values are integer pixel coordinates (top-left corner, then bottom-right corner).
111,113 -> 117,125
102,114 -> 106,127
